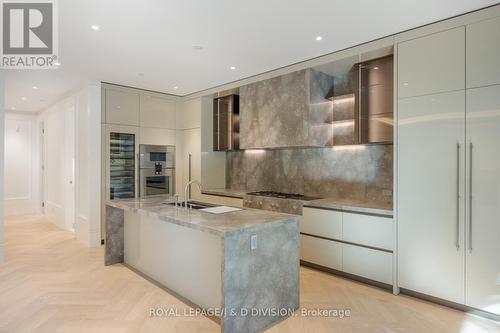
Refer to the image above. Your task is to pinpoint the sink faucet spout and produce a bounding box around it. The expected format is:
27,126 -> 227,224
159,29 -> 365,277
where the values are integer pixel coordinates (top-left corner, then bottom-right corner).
184,180 -> 203,209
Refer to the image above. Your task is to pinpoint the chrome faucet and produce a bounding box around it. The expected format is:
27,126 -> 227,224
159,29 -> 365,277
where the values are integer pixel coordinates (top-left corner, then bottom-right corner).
184,180 -> 203,209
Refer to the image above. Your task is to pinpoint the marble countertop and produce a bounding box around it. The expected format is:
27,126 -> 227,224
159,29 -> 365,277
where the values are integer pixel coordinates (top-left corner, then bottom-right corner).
201,188 -> 393,217
105,195 -> 298,237
304,198 -> 393,217
201,188 -> 246,199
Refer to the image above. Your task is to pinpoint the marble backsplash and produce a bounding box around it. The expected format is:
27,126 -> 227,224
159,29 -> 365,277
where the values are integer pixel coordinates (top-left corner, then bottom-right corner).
226,144 -> 393,204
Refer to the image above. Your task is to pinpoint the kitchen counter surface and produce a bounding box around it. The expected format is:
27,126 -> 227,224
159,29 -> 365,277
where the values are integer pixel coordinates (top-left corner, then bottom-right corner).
304,197 -> 393,217
201,188 -> 246,199
201,188 -> 393,217
105,195 -> 300,333
105,195 -> 297,237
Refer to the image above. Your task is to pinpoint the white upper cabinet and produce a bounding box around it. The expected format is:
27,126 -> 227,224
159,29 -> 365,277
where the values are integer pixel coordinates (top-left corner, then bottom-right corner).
139,96 -> 176,129
398,90 -> 466,303
176,98 -> 202,130
467,16 -> 500,88
105,89 -> 140,126
398,27 -> 465,98
465,85 -> 500,315
139,127 -> 176,146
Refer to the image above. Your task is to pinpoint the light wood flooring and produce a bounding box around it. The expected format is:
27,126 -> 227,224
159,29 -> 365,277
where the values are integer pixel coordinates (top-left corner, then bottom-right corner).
0,215 -> 499,333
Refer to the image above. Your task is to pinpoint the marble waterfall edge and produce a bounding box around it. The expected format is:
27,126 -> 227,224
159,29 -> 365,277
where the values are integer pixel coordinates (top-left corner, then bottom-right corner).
104,197 -> 300,333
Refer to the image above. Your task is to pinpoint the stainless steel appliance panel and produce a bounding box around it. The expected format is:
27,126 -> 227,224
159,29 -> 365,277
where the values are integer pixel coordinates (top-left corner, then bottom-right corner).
139,144 -> 175,169
140,168 -> 175,197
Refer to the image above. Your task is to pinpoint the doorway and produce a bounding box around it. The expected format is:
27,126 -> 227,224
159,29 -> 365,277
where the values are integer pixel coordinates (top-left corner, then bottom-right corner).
39,103 -> 76,232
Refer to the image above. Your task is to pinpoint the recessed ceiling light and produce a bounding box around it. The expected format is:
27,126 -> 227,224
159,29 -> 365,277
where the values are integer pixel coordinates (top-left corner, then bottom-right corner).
32,86 -> 38,90
192,45 -> 204,50
11,107 -> 16,110
21,97 -> 27,101
373,67 -> 379,70
315,36 -> 323,41
230,66 -> 236,70
173,86 -> 178,90
91,25 -> 99,31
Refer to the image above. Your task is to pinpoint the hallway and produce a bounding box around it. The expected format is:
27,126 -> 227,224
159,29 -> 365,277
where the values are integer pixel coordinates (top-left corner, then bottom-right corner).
0,215 -> 219,333
0,215 -> 499,333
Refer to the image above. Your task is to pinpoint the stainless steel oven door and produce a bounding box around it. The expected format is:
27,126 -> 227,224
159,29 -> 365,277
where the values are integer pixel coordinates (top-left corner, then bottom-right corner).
139,168 -> 175,197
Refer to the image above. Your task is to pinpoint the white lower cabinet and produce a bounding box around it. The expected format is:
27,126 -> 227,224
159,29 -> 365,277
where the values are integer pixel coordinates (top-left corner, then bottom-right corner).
300,207 -> 393,286
301,207 -> 342,239
300,234 -> 342,271
342,244 -> 393,285
342,212 -> 393,251
465,85 -> 500,315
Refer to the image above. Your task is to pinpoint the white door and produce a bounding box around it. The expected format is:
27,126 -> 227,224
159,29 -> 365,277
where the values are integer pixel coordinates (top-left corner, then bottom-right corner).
64,105 -> 76,232
398,90 -> 466,303
465,85 -> 500,315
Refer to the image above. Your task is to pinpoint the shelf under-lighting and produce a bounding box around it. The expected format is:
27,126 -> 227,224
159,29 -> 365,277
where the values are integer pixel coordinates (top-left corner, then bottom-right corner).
326,92 -> 355,104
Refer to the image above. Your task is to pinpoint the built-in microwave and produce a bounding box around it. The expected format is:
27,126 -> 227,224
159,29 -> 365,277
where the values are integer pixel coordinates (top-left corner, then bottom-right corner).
139,144 -> 175,169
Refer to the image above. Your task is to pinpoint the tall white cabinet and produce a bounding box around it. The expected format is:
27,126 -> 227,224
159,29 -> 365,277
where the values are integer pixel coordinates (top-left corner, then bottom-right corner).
398,17 -> 500,316
398,91 -> 466,303
465,85 -> 500,315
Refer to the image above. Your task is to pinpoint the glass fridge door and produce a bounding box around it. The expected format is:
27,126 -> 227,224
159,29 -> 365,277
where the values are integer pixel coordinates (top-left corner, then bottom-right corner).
109,132 -> 135,200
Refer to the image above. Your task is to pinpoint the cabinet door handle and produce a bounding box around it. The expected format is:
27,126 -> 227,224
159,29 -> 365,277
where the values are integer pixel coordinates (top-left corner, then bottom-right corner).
456,143 -> 460,250
469,142 -> 473,253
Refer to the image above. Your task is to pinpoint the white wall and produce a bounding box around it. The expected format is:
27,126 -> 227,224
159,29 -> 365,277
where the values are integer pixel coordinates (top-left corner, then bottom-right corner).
0,73 -> 4,264
4,112 -> 39,216
38,83 -> 101,246
74,84 -> 101,246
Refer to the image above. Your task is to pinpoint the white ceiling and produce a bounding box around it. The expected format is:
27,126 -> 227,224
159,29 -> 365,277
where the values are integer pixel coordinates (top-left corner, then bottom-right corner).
4,0 -> 499,112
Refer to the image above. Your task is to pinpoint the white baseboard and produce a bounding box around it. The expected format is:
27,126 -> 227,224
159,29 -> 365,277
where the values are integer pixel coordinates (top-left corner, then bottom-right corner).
4,199 -> 39,217
75,215 -> 101,247
44,201 -> 64,229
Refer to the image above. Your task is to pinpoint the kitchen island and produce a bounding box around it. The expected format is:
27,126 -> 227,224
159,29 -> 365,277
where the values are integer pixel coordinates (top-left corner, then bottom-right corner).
105,196 -> 299,333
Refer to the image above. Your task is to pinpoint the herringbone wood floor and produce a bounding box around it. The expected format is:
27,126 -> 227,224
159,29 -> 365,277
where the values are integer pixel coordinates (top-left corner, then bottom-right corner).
1,215 -> 499,333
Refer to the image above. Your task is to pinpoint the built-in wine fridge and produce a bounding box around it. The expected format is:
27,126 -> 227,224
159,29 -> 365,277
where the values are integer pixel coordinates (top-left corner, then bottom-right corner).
109,132 -> 136,199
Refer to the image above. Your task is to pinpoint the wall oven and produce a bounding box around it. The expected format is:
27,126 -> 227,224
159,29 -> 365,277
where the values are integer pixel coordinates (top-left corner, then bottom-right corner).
139,144 -> 175,197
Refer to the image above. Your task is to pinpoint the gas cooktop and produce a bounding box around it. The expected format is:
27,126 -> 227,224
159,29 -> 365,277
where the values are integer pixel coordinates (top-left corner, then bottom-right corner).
246,191 -> 321,201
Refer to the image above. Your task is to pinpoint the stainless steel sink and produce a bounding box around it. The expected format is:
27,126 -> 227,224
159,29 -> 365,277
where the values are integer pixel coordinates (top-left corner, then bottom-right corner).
164,200 -> 217,210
